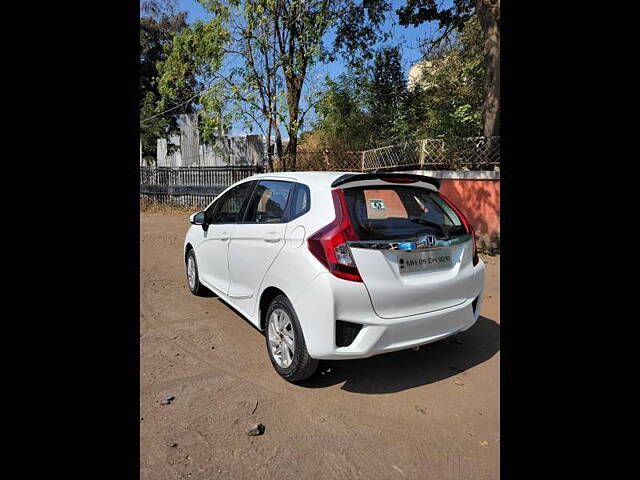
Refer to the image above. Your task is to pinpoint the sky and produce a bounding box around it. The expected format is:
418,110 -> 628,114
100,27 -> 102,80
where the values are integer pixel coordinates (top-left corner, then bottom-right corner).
173,0 -> 446,135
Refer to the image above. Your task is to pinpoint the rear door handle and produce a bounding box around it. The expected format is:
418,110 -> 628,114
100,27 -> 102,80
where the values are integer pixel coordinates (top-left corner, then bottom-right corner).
220,232 -> 230,242
263,232 -> 280,243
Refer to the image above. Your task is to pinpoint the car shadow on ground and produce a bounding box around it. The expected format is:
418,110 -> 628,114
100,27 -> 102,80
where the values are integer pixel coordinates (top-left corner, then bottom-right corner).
297,315 -> 500,394
199,289 -> 218,298
212,296 -> 499,395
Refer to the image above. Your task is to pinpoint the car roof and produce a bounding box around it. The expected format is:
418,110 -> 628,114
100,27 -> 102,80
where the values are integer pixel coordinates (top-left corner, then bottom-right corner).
244,171 -> 440,190
245,171 -> 353,187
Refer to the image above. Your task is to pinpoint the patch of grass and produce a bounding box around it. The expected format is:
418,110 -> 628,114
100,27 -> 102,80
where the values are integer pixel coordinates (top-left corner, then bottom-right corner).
140,198 -> 199,215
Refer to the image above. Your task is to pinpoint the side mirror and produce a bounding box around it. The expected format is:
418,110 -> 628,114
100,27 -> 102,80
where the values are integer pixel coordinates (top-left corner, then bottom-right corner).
190,211 -> 206,225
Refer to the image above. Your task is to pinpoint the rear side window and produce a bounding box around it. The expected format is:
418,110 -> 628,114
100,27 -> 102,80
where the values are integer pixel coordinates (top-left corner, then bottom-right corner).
343,186 -> 465,240
243,180 -> 294,223
288,183 -> 311,221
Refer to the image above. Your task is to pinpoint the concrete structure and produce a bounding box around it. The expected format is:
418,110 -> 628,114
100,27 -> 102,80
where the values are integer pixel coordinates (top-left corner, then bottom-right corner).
180,112 -> 200,167
155,114 -> 265,167
407,58 -> 454,91
199,134 -> 265,166
156,135 -> 182,167
408,60 -> 433,91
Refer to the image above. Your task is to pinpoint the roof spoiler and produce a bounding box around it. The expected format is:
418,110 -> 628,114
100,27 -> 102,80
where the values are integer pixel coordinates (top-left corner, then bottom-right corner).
331,172 -> 441,190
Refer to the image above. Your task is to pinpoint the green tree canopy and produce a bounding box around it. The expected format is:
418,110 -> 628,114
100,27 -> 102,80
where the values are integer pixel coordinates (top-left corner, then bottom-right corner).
397,0 -> 499,138
156,0 -> 390,170
405,15 -> 485,138
139,0 -> 196,164
309,18 -> 485,150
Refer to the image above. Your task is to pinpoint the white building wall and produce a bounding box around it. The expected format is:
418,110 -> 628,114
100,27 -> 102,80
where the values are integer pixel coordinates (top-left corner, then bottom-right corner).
156,136 -> 182,167
155,116 -> 265,167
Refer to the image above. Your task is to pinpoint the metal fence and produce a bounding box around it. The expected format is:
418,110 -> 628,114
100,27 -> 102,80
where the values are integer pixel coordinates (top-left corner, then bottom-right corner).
268,137 -> 500,172
361,137 -> 500,171
140,165 -> 262,207
271,150 -> 363,172
140,136 -> 500,207
140,165 -> 262,185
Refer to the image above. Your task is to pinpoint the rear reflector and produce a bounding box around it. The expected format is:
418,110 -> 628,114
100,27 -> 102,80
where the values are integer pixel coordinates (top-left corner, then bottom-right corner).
307,189 -> 363,282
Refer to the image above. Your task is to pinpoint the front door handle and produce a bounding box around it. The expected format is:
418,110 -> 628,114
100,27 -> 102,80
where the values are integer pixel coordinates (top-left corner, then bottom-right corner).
263,232 -> 280,243
220,232 -> 230,242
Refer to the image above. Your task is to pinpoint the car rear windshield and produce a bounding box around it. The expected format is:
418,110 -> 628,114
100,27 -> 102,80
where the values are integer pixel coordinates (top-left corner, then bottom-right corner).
342,186 -> 467,240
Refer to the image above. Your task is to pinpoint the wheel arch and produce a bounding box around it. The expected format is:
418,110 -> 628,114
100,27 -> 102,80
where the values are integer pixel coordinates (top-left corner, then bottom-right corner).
184,242 -> 194,262
258,286 -> 287,332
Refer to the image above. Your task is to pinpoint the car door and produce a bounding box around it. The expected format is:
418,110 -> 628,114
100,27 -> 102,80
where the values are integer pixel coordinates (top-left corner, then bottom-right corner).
226,180 -> 295,317
196,181 -> 255,294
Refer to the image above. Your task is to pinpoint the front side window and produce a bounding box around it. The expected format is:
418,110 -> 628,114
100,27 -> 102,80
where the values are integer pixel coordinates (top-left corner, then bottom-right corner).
243,180 -> 294,223
343,186 -> 465,240
207,181 -> 254,224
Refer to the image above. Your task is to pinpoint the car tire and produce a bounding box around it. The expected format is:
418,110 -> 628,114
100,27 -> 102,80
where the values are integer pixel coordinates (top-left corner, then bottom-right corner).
265,294 -> 318,383
186,249 -> 209,296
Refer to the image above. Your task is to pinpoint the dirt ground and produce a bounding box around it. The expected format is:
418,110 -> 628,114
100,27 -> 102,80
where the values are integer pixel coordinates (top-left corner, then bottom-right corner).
140,213 -> 500,480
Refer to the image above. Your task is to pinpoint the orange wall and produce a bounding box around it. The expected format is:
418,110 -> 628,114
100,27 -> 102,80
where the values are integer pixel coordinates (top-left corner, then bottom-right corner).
439,179 -> 500,237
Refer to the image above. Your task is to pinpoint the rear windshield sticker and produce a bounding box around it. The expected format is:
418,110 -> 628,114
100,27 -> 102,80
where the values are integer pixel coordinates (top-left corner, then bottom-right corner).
368,199 -> 385,210
363,189 -> 408,219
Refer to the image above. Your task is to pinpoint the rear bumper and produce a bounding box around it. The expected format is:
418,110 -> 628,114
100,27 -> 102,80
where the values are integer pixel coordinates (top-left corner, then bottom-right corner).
292,260 -> 485,360
329,297 -> 480,359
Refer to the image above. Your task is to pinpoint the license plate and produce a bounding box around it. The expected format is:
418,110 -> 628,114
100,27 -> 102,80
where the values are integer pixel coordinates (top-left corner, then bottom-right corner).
397,248 -> 453,275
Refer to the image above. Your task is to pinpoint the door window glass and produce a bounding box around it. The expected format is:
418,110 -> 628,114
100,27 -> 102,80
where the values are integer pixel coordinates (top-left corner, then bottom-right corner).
207,181 -> 254,224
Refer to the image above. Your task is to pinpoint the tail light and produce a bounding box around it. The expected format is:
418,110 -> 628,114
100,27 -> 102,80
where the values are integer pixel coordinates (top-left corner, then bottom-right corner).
438,192 -> 479,266
307,189 -> 363,282
380,176 -> 417,184
469,224 -> 480,266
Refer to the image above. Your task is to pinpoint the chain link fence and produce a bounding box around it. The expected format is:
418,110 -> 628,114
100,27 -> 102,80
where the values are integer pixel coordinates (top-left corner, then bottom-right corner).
361,137 -> 500,171
271,150 -> 363,172
139,136 -> 499,208
269,137 -> 499,172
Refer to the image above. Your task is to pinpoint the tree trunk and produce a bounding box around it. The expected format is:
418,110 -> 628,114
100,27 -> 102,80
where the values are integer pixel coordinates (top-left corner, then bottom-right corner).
476,0 -> 500,139
283,84 -> 301,172
274,124 -> 285,171
285,135 -> 297,171
265,115 -> 273,172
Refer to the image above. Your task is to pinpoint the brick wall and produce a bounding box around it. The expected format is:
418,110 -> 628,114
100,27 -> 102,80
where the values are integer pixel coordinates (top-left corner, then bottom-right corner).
413,170 -> 500,251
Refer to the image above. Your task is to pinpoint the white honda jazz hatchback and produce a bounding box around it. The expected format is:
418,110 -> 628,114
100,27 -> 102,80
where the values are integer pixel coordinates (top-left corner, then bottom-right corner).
184,172 -> 485,382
